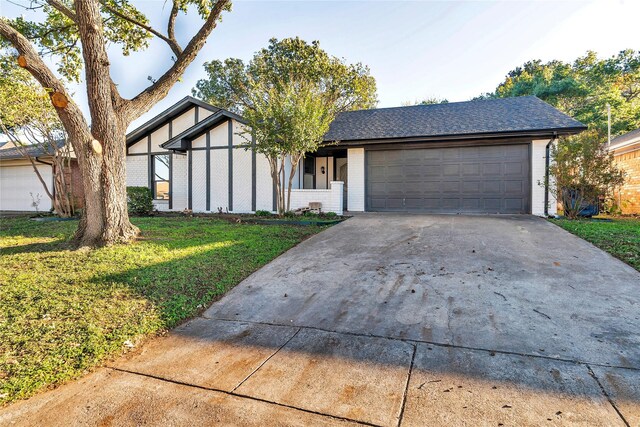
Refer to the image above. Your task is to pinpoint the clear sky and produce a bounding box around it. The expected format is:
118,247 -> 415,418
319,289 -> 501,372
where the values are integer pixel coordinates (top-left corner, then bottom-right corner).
1,0 -> 638,131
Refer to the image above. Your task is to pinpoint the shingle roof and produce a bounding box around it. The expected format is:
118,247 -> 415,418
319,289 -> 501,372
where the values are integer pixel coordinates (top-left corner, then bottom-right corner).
0,140 -> 66,160
610,128 -> 640,149
323,96 -> 586,142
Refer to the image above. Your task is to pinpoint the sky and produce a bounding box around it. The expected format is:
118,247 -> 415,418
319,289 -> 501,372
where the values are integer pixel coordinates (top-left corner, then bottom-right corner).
1,0 -> 639,131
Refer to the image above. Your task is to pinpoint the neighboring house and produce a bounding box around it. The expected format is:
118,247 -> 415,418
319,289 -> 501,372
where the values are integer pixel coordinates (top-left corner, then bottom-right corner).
125,95 -> 585,216
0,141 -> 83,212
609,128 -> 640,214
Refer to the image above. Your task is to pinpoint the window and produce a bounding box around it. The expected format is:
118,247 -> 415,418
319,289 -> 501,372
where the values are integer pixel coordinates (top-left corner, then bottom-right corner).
153,154 -> 170,200
303,157 -> 315,189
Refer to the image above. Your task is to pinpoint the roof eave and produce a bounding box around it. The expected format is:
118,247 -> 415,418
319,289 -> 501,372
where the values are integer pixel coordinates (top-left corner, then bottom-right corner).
323,126 -> 587,146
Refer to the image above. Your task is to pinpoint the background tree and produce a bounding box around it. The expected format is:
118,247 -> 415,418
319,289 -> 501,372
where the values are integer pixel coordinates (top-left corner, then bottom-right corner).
194,37 -> 377,214
480,50 -> 640,137
549,130 -> 625,218
0,0 -> 231,246
402,97 -> 449,106
0,56 -> 75,217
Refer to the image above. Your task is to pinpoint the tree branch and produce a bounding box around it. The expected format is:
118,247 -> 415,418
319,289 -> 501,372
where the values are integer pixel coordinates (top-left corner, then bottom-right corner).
99,0 -> 182,57
0,18 -> 92,146
167,2 -> 180,45
122,0 -> 230,121
45,0 -> 77,23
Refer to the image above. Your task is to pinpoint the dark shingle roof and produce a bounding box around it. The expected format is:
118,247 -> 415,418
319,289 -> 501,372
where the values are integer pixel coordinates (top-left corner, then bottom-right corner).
0,140 -> 66,160
610,128 -> 640,149
323,96 -> 586,142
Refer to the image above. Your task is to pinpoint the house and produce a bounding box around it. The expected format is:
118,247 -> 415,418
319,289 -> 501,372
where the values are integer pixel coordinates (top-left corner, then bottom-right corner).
0,140 -> 84,212
609,128 -> 640,214
125,95 -> 585,216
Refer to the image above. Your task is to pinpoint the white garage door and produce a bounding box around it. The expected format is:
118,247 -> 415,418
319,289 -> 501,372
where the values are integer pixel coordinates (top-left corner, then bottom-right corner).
0,164 -> 53,211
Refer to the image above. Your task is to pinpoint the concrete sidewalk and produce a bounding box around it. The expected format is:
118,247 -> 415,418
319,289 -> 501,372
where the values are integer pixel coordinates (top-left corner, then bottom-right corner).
2,214 -> 639,426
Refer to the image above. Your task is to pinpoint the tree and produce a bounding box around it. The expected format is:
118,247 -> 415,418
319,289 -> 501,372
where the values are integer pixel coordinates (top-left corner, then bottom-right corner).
193,37 -> 377,214
482,50 -> 640,138
0,56 -> 76,217
402,97 -> 449,106
549,131 -> 625,219
0,0 -> 231,246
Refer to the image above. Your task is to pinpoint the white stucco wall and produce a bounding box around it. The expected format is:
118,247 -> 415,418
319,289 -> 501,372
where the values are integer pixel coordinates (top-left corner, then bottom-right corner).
210,149 -> 229,211
172,108 -> 196,135
531,139 -> 556,216
347,148 -> 365,212
150,124 -> 170,152
128,138 -> 148,154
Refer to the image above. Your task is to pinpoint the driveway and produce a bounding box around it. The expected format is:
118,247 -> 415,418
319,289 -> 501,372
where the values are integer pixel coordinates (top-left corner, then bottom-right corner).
2,214 -> 639,426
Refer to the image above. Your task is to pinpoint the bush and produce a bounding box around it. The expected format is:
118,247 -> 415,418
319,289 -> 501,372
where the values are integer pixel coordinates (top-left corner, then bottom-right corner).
127,186 -> 153,216
324,211 -> 337,218
255,210 -> 272,216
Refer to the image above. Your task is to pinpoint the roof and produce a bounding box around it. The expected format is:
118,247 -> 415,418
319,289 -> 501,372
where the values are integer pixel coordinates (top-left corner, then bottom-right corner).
126,96 -> 221,146
323,96 -> 586,143
610,128 -> 640,150
0,140 -> 66,160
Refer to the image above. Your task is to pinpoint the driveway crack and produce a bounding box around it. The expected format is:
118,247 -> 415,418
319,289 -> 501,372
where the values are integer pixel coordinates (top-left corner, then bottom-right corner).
586,364 -> 630,427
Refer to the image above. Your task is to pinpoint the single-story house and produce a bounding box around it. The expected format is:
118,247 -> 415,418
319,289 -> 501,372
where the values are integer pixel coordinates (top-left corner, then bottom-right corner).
125,95 -> 585,216
609,128 -> 640,214
0,140 -> 83,212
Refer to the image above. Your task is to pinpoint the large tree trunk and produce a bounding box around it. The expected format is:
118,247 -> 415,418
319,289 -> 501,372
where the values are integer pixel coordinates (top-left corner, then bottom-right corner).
70,0 -> 138,247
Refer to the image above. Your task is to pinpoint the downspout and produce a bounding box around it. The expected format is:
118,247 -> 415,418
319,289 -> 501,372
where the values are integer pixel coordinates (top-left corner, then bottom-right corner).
544,133 -> 557,217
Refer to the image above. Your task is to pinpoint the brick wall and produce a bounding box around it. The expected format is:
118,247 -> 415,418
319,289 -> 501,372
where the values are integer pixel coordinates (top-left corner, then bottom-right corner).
614,149 -> 640,214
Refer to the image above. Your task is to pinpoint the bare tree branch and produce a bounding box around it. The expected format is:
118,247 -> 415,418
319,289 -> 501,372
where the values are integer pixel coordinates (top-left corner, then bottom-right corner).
99,0 -> 182,57
122,0 -> 230,120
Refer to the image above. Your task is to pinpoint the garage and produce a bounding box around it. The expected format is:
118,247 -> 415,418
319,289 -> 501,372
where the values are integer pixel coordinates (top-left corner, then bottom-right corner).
0,163 -> 53,211
366,144 -> 531,214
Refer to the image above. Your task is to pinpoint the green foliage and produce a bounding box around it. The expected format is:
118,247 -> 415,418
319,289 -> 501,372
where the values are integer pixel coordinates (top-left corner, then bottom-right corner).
483,50 -> 640,137
254,210 -> 272,216
549,131 -> 625,219
194,37 -> 377,115
126,186 -> 153,216
0,216 -> 321,405
0,56 -> 60,132
194,37 -> 377,214
550,217 -> 640,271
324,211 -> 338,218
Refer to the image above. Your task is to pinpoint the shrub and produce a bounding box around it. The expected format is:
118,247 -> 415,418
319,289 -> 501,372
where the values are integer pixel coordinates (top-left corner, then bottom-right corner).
255,210 -> 272,216
324,211 -> 338,218
127,186 -> 153,216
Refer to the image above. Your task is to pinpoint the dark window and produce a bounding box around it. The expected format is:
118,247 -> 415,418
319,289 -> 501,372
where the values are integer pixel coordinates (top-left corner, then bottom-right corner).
304,157 -> 315,175
153,154 -> 170,200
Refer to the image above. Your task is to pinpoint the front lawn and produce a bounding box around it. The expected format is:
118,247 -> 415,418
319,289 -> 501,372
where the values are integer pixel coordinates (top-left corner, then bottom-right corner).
550,217 -> 640,271
0,217 -> 322,405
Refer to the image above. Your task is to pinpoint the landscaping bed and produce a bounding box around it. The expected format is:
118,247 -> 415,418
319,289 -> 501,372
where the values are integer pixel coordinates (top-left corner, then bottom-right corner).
550,216 -> 640,271
0,216 -> 324,405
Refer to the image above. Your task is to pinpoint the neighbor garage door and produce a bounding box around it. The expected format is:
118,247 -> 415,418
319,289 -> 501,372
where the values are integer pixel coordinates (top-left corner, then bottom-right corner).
0,164 -> 53,211
366,144 -> 530,214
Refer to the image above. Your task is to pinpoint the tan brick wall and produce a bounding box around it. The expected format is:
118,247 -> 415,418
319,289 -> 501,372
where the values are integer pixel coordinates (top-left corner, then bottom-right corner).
614,149 -> 640,214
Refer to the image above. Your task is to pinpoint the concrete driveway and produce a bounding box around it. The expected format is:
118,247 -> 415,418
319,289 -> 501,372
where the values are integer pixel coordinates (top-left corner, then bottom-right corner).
2,214 -> 639,426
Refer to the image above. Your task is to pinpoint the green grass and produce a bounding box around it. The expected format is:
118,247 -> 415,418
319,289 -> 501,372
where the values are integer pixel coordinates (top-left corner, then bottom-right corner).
0,216 -> 322,405
550,217 -> 640,271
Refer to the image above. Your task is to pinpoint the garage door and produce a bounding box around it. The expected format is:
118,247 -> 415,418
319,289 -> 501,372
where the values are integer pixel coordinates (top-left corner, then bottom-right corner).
0,164 -> 53,211
366,144 -> 530,214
